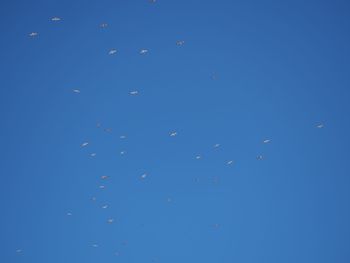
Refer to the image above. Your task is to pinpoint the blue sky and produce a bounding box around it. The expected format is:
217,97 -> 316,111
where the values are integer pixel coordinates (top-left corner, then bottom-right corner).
1,0 -> 350,262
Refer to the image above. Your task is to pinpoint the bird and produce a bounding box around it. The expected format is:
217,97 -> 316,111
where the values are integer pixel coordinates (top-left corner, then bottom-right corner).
263,139 -> 271,143
73,89 -> 81,93
81,142 -> 89,147
120,151 -> 126,155
101,204 -> 108,209
256,155 -> 264,160
196,155 -> 202,160
317,123 -> 324,128
101,175 -> 109,180
107,218 -> 114,224
139,49 -> 148,55
51,17 -> 61,21
227,160 -> 233,165
16,249 -> 22,253
90,153 -> 96,157
29,32 -> 38,37
214,143 -> 220,148
92,244 -> 99,248
109,49 -> 117,55
120,135 -> 127,139
99,185 -> 105,189
130,91 -> 139,95
176,40 -> 185,46
67,212 -> 72,216
140,173 -> 147,179
100,23 -> 108,28
170,131 -> 177,137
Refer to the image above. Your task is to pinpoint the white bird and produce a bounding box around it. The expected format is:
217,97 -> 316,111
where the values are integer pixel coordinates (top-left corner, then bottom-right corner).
140,173 -> 147,179
16,249 -> 22,253
107,218 -> 114,224
99,185 -> 105,189
51,17 -> 61,21
92,244 -> 99,248
120,151 -> 126,155
120,135 -> 127,139
100,23 -> 108,28
73,89 -> 81,93
263,139 -> 271,144
176,40 -> 185,46
29,32 -> 38,37
67,212 -> 72,216
81,142 -> 89,147
317,123 -> 324,128
109,49 -> 117,55
130,91 -> 139,95
91,197 -> 97,201
101,204 -> 108,209
227,160 -> 233,165
139,49 -> 148,55
90,153 -> 96,157
170,131 -> 177,137
101,175 -> 109,180
196,155 -> 202,160
214,143 -> 220,148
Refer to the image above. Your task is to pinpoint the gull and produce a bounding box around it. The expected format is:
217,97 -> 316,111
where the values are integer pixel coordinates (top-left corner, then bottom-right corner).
140,173 -> 147,179
120,151 -> 126,155
92,244 -> 99,248
195,155 -> 201,160
51,17 -> 61,21
227,160 -> 233,165
317,123 -> 324,128
91,197 -> 97,201
99,185 -> 105,189
214,143 -> 220,148
120,135 -> 127,139
101,204 -> 108,209
107,218 -> 114,224
170,131 -> 177,137
130,91 -> 139,95
81,142 -> 89,147
109,49 -> 117,55
16,249 -> 22,253
67,212 -> 72,216
101,175 -> 109,180
176,40 -> 185,46
139,49 -> 148,55
90,153 -> 96,157
263,139 -> 271,144
29,32 -> 38,37
73,89 -> 81,93
100,23 -> 108,28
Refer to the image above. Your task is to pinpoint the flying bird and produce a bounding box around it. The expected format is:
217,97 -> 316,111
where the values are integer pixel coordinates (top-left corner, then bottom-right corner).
130,91 -> 139,95
317,123 -> 324,128
100,23 -> 108,28
72,89 -> 80,93
227,160 -> 233,165
101,175 -> 109,180
107,218 -> 115,224
214,143 -> 220,148
109,49 -> 117,55
139,49 -> 148,55
170,131 -> 177,137
81,142 -> 89,147
263,139 -> 271,144
196,155 -> 202,160
140,173 -> 147,179
176,40 -> 185,46
29,32 -> 38,37
51,17 -> 61,21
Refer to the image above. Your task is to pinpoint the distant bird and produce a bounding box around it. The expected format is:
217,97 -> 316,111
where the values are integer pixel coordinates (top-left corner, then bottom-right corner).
73,89 -> 80,93
263,139 -> 271,144
16,249 -> 22,253
100,23 -> 108,28
109,49 -> 117,55
214,143 -> 220,148
176,40 -> 185,46
51,17 -> 61,21
256,155 -> 264,160
170,131 -> 177,137
99,185 -> 105,189
101,204 -> 108,209
91,197 -> 97,201
140,173 -> 147,179
101,175 -> 109,180
196,155 -> 202,160
81,142 -> 89,147
139,49 -> 148,55
90,153 -> 96,157
227,160 -> 233,165
120,135 -> 127,139
92,244 -> 98,248
96,122 -> 101,128
104,128 -> 112,133
120,151 -> 126,155
67,212 -> 72,216
130,91 -> 139,95
29,32 -> 38,37
107,218 -> 114,224
317,123 -> 324,128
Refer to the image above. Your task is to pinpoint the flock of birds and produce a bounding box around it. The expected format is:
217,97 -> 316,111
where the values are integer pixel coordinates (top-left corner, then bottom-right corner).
19,3 -> 326,258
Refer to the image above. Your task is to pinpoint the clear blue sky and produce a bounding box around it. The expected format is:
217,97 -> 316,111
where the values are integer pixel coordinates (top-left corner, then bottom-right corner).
1,0 -> 350,262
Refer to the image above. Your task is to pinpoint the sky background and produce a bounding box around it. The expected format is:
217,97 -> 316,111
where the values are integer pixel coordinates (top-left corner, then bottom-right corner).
1,0 -> 350,262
